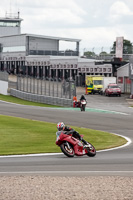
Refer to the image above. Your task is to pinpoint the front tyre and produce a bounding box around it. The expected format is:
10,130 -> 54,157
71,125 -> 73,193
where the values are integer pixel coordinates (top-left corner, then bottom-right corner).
83,104 -> 85,111
60,142 -> 74,157
86,143 -> 96,157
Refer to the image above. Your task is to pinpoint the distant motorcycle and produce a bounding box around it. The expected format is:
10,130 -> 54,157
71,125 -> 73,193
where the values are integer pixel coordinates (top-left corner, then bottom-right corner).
80,99 -> 87,111
56,131 -> 96,157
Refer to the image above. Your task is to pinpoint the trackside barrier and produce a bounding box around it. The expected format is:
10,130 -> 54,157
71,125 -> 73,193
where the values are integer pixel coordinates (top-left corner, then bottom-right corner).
10,89 -> 73,107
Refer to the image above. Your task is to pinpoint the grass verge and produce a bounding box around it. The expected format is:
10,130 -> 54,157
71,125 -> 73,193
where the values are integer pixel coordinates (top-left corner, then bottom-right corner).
0,115 -> 127,155
0,94 -> 60,107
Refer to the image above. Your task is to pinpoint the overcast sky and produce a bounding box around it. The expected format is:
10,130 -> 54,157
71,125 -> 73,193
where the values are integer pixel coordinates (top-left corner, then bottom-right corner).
0,0 -> 133,54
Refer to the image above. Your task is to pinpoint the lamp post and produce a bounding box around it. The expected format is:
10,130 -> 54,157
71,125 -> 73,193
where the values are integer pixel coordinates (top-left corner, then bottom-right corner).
83,48 -> 86,56
110,47 -> 112,54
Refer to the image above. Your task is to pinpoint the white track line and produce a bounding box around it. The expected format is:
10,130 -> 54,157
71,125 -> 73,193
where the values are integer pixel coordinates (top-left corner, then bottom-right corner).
0,100 -> 132,158
0,100 -> 130,115
0,134 -> 131,158
0,171 -> 133,175
98,133 -> 132,152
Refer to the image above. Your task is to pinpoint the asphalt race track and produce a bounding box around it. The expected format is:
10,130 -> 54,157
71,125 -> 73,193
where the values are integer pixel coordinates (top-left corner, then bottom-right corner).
0,94 -> 133,176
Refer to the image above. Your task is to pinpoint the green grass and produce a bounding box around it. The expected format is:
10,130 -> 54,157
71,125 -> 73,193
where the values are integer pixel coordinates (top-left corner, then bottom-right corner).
0,94 -> 60,107
0,115 -> 127,155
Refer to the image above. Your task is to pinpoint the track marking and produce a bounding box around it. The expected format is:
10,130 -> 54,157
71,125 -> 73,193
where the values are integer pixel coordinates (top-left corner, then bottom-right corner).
55,107 -> 130,115
98,133 -> 132,152
0,134 -> 131,158
0,100 -> 130,115
0,100 -> 132,158
0,171 -> 133,175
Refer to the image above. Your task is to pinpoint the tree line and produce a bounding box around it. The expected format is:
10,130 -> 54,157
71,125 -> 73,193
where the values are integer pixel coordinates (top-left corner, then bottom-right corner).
83,39 -> 133,58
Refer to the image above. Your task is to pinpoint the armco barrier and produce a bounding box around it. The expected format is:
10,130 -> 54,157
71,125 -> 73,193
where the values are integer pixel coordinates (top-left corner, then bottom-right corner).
10,89 -> 73,107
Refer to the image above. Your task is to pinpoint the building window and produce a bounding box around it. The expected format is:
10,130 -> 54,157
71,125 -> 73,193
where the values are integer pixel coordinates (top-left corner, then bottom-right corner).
3,46 -> 26,52
0,21 -> 20,27
86,68 -> 89,72
81,68 -> 85,72
98,68 -> 102,72
108,68 -> 111,72
71,64 -> 73,68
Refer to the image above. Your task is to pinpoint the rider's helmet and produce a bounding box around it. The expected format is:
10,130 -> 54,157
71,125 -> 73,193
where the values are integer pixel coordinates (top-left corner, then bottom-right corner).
57,122 -> 65,131
80,94 -> 85,100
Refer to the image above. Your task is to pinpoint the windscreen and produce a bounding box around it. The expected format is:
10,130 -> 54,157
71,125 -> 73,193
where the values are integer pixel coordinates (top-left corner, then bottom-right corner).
93,80 -> 102,85
109,85 -> 119,88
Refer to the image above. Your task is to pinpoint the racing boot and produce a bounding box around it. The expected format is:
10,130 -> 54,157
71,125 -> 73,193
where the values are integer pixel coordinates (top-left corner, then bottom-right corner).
80,137 -> 88,145
80,137 -> 92,148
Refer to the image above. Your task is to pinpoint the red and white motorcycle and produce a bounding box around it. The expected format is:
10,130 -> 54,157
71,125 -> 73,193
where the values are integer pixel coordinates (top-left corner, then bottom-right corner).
56,132 -> 96,157
80,99 -> 87,111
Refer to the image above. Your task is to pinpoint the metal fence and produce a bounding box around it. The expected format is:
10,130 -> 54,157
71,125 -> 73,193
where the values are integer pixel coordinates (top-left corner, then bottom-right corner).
10,89 -> 73,107
29,50 -> 78,56
17,76 -> 76,100
0,71 -> 75,106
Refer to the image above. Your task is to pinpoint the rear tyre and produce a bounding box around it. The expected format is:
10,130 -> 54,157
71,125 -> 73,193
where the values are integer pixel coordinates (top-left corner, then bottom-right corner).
86,143 -> 96,157
83,104 -> 85,111
60,142 -> 74,157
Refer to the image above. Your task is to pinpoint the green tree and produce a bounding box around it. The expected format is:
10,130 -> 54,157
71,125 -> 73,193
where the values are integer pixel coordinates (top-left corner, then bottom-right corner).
111,39 -> 133,54
84,51 -> 96,58
99,51 -> 108,55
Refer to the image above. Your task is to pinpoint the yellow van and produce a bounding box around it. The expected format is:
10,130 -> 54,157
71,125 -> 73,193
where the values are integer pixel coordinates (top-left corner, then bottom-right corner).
85,75 -> 103,94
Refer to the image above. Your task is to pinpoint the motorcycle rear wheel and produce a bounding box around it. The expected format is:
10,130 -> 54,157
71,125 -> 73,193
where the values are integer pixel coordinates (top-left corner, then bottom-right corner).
86,143 -> 96,157
60,142 -> 74,157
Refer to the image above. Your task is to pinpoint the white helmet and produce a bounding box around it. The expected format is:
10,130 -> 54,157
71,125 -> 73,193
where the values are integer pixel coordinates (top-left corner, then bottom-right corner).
57,122 -> 65,131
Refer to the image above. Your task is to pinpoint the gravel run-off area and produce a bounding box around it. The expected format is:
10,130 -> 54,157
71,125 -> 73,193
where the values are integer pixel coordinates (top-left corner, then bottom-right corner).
0,176 -> 133,200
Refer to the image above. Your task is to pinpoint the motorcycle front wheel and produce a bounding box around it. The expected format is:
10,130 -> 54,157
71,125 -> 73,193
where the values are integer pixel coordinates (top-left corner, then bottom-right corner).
86,143 -> 96,157
80,105 -> 83,111
83,104 -> 85,111
60,142 -> 74,157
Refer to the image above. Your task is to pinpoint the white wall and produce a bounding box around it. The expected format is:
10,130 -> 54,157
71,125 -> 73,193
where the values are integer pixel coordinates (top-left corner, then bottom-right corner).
0,80 -> 9,95
117,64 -> 129,93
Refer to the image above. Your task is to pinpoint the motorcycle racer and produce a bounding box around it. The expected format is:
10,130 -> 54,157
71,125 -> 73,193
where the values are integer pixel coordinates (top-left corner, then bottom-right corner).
80,94 -> 86,101
56,122 -> 87,145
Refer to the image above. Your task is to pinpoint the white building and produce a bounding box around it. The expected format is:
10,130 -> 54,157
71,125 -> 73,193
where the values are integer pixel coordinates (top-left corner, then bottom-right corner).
0,13 -> 112,86
117,63 -> 131,93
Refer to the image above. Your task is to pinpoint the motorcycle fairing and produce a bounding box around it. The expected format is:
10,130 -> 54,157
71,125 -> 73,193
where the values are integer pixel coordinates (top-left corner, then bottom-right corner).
56,132 -> 88,156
